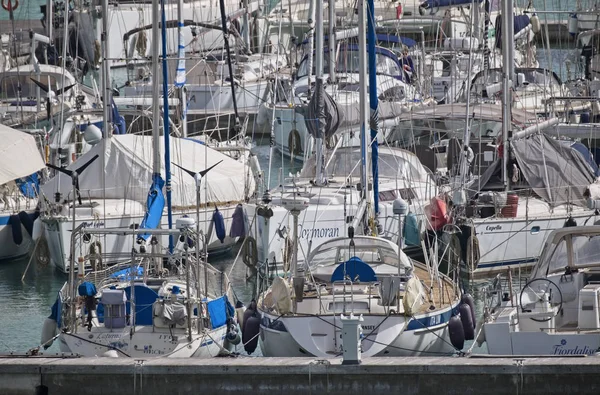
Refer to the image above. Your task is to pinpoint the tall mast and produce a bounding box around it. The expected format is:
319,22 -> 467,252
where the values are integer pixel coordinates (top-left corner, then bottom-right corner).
314,0 -> 325,185
151,0 -> 161,175
501,0 -> 514,191
358,0 -> 370,212
101,0 -> 112,144
328,0 -> 336,85
161,0 -> 174,252
366,0 -> 379,217
176,0 -> 188,138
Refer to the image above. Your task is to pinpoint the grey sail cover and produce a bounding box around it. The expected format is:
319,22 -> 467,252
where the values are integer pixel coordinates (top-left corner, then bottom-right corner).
299,77 -> 341,140
511,134 -> 596,207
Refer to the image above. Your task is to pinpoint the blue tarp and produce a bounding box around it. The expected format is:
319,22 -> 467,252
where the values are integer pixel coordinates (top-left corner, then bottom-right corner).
110,266 -> 144,281
207,296 -> 228,329
138,174 -> 165,241
78,281 -> 97,297
124,284 -> 159,326
331,257 -> 377,283
16,173 -> 39,199
495,15 -> 531,49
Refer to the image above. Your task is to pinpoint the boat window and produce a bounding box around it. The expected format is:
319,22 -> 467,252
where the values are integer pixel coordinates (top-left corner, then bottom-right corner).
540,238 -> 569,277
572,235 -> 600,267
307,246 -> 398,271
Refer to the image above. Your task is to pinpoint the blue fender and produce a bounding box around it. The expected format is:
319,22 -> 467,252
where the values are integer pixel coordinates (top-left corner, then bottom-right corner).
213,207 -> 226,243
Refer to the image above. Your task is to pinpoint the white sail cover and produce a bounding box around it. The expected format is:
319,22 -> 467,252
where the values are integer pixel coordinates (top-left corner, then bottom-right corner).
0,124 -> 45,185
42,135 -> 254,207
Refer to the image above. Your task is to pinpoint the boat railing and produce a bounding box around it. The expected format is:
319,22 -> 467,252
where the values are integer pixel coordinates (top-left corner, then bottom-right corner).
72,225 -> 232,299
0,186 -> 38,213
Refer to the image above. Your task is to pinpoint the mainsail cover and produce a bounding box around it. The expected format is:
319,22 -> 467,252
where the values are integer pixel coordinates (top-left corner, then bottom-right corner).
138,174 -> 165,240
301,77 -> 340,140
511,134 -> 596,207
42,135 -> 254,207
0,124 -> 45,185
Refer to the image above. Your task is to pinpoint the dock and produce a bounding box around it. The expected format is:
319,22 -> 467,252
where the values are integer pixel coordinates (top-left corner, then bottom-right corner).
2,355 -> 600,395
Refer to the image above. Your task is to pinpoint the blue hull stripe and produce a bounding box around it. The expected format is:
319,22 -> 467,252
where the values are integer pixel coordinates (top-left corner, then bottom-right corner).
475,258 -> 537,269
263,303 -> 461,333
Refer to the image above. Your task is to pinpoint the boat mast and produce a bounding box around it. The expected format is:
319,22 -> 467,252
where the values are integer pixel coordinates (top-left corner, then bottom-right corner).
314,0 -> 325,185
328,0 -> 336,85
151,0 -> 161,177
358,0 -> 371,217
366,0 -> 379,219
176,0 -> 188,138
219,0 -> 242,138
160,0 -> 175,252
501,0 -> 514,191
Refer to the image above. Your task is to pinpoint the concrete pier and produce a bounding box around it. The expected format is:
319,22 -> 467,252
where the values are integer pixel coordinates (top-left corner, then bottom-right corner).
2,355 -> 600,395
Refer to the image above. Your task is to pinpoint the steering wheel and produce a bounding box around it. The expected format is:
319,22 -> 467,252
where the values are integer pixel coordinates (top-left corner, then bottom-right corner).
519,278 -> 563,323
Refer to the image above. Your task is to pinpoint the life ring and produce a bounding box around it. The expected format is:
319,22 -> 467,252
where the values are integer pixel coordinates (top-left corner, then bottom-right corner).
288,129 -> 301,157
89,241 -> 103,271
465,235 -> 480,273
242,236 -> 258,269
1,0 -> 18,12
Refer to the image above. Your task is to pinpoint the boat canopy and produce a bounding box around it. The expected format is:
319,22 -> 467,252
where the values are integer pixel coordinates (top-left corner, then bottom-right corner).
0,124 -> 45,185
511,133 -> 596,207
305,236 -> 412,272
531,226 -> 600,279
42,135 -> 254,207
300,146 -> 431,182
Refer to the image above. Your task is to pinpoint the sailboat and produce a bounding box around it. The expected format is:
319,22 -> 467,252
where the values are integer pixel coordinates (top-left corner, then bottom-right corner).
39,0 -> 236,359
253,0 -> 465,357
0,124 -> 45,261
39,0 -> 256,273
431,0 -> 600,279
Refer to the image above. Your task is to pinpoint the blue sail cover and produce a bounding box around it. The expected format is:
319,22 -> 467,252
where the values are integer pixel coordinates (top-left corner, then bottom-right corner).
138,174 -> 165,241
495,15 -> 531,49
16,173 -> 39,198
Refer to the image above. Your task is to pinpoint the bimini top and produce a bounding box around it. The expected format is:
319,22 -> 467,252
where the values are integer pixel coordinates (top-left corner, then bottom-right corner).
305,236 -> 413,273
0,123 -> 45,185
531,226 -> 600,279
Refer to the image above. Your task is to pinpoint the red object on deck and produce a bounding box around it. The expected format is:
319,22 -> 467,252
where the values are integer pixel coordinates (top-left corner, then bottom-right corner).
427,197 -> 448,230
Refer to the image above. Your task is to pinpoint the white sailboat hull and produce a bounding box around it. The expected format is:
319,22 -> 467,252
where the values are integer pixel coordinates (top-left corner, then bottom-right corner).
260,306 -> 458,357
58,325 -> 227,358
468,207 -> 599,278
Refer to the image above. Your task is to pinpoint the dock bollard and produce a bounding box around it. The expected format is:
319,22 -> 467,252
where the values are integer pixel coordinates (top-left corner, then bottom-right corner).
340,313 -> 363,365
